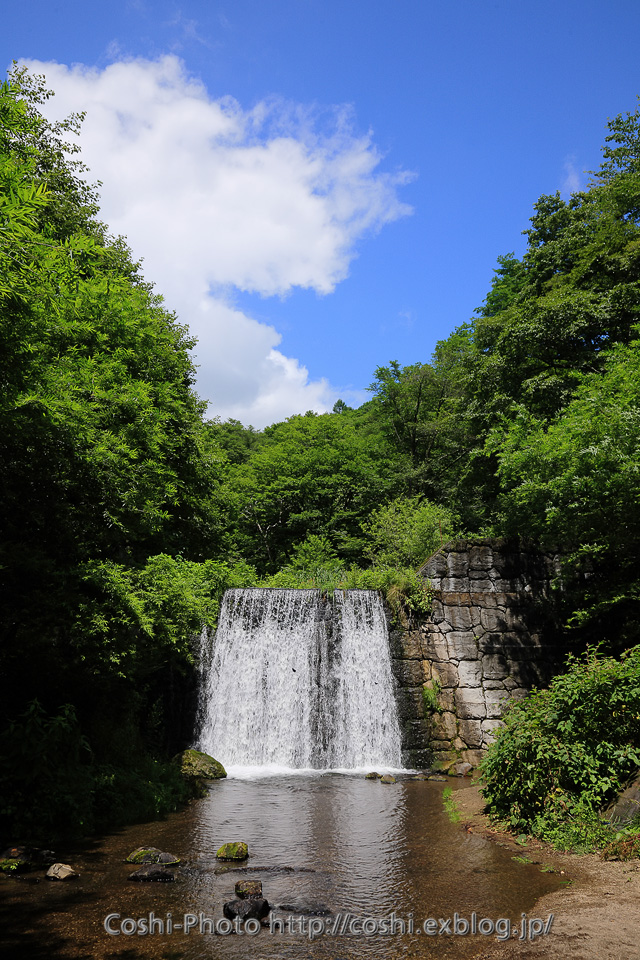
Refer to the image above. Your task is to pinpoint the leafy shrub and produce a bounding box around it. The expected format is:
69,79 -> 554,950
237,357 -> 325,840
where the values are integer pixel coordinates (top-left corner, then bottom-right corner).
0,701 -> 94,839
91,756 -> 194,831
76,555 -> 257,668
480,646 -> 640,850
362,496 -> 459,568
422,680 -> 442,715
288,534 -> 340,570
261,563 -> 431,622
442,786 -> 462,823
602,831 -> 640,861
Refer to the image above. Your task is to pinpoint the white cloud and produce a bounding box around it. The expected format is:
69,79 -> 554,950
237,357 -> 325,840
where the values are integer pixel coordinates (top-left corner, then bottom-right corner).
22,55 -> 411,426
562,155 -> 582,195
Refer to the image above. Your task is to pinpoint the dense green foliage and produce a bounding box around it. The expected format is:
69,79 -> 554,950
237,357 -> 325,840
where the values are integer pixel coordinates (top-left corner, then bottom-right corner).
217,409 -> 393,569
0,69 -> 254,839
3,66 -> 640,844
362,496 -> 458,568
491,340 -> 640,646
480,647 -> 640,851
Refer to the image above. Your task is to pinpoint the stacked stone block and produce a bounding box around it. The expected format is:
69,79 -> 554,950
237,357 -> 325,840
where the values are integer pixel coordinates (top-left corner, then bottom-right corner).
389,539 -> 563,770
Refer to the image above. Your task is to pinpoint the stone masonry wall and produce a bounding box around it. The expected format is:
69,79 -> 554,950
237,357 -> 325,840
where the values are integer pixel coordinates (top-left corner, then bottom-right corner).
388,539 -> 564,770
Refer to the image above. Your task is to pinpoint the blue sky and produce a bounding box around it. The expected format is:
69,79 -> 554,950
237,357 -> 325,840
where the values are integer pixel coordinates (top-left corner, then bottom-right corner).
4,1 -> 640,426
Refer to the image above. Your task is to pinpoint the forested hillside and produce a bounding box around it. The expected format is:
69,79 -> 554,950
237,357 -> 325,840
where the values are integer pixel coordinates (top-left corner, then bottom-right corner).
2,67 -> 639,839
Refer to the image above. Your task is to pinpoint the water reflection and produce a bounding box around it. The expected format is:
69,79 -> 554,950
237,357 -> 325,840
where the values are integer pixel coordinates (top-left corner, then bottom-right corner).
318,775 -> 407,912
0,775 -> 560,960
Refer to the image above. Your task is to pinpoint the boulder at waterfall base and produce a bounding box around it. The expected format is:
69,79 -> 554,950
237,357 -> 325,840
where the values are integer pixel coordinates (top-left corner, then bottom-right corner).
175,749 -> 227,781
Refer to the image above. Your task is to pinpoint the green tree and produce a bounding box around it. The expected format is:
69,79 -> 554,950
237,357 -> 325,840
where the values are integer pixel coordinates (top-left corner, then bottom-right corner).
204,417 -> 261,465
490,339 -> 640,646
362,496 -> 458,568
224,410 -> 390,571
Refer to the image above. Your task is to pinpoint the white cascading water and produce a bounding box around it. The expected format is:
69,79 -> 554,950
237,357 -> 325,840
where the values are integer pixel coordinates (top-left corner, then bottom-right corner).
196,588 -> 402,770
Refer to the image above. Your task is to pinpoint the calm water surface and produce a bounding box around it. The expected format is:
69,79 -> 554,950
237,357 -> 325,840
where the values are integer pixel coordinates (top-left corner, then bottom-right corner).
0,775 -> 561,960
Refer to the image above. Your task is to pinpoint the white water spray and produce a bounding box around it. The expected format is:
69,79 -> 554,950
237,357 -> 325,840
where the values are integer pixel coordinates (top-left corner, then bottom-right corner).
197,589 -> 402,770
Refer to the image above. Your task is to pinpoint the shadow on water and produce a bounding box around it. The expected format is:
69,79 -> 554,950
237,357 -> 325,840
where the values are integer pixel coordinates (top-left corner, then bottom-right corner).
0,775 -> 561,960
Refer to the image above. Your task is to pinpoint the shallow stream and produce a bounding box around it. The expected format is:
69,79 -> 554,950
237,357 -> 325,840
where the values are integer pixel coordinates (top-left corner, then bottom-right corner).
0,773 -> 561,959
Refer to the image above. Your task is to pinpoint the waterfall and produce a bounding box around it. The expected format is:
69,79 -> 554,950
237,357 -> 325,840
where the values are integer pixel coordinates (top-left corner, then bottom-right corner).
197,588 -> 402,770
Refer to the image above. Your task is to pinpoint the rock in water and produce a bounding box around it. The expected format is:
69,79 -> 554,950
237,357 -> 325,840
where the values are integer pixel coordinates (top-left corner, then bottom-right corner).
216,842 -> 249,861
175,748 -> 227,780
128,865 -> 175,882
223,898 -> 270,921
235,879 -> 263,898
451,762 -> 473,777
365,772 -> 381,780
380,774 -> 397,784
125,847 -> 180,865
46,863 -> 79,881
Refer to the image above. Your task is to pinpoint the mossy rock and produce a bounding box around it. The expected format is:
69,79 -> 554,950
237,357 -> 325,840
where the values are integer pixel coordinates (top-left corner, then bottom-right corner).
125,847 -> 180,865
128,865 -> 176,882
175,749 -> 227,781
235,878 -> 262,898
216,842 -> 249,861
365,772 -> 381,780
380,775 -> 397,784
